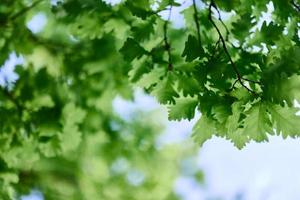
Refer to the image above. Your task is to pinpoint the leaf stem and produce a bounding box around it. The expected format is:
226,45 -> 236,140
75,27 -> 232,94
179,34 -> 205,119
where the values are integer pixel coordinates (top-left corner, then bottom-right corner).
230,79 -> 239,91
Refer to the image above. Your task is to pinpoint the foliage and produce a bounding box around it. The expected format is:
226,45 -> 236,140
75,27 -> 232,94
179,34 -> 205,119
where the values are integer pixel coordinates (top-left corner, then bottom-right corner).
15,110 -> 196,200
0,0 -> 299,198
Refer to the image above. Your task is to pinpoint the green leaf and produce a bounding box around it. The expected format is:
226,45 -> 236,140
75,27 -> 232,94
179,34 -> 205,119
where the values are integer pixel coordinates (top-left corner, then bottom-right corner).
131,19 -> 155,41
227,129 -> 249,149
60,103 -> 86,152
176,73 -> 202,97
212,104 -> 232,124
265,75 -> 300,106
119,38 -> 148,62
225,102 -> 249,149
263,47 -> 300,105
136,67 -> 165,88
226,102 -> 243,134
2,139 -> 40,170
128,57 -> 152,83
249,22 -> 284,45
268,104 -> 300,138
168,97 -> 198,121
242,103 -> 272,142
182,35 -> 204,62
61,103 -> 86,125
60,123 -> 82,152
231,13 -> 255,41
125,1 -> 153,19
192,115 -> 215,147
26,94 -> 55,111
151,75 -> 179,104
158,0 -> 181,10
213,0 -> 241,11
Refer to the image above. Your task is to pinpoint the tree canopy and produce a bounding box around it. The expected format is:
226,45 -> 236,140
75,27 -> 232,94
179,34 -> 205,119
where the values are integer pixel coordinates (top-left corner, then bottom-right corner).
0,0 -> 299,198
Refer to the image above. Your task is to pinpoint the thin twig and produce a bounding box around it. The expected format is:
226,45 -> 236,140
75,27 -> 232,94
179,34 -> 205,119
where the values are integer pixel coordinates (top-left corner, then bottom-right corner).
208,1 -> 256,95
230,78 -> 261,92
230,79 -> 239,91
211,2 -> 230,40
163,4 -> 173,71
192,0 -> 202,46
241,78 -> 261,84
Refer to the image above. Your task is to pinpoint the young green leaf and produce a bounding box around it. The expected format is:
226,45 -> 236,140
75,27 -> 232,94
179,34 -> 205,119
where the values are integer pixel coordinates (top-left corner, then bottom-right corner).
120,38 -> 148,62
168,97 -> 198,121
268,104 -> 300,138
182,35 -> 204,62
192,115 -> 215,147
242,103 -> 272,142
151,76 -> 179,104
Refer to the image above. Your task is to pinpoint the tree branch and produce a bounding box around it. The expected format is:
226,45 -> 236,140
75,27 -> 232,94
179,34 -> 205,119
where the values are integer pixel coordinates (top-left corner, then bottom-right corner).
208,1 -> 257,95
211,2 -> 230,40
192,0 -> 202,46
230,78 -> 239,91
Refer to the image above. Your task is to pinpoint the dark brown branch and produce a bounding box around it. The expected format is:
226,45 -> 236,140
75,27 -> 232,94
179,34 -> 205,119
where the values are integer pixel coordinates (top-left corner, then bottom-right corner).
208,1 -> 256,95
163,5 -> 173,71
192,0 -> 202,46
